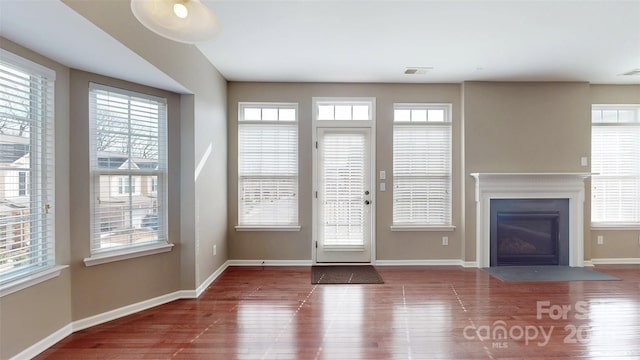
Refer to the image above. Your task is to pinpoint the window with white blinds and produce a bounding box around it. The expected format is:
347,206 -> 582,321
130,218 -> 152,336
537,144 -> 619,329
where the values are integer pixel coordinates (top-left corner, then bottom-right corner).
0,49 -> 55,283
591,105 -> 640,227
238,103 -> 298,227
393,104 -> 452,227
89,83 -> 167,252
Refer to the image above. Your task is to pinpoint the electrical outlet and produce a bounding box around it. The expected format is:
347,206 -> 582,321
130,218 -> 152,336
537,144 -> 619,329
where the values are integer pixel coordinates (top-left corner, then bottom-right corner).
442,236 -> 449,246
213,244 -> 217,256
597,235 -> 603,245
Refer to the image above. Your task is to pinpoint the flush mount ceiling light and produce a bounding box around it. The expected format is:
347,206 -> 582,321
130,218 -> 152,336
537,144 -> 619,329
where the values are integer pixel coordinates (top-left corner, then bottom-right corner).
131,0 -> 220,44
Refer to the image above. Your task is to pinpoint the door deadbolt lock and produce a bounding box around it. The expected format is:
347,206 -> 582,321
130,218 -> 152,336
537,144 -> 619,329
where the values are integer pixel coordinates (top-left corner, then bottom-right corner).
364,190 -> 370,195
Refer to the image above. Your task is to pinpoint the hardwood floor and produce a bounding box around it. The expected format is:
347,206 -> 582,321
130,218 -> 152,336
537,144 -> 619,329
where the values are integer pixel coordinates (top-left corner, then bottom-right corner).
36,265 -> 640,359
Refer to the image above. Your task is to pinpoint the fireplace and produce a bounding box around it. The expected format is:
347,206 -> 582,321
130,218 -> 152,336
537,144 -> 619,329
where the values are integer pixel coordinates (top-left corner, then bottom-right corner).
470,173 -> 592,268
490,199 -> 569,266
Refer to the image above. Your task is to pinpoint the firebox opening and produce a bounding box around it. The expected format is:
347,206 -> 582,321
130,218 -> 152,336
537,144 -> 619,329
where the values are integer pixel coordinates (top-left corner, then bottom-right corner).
496,212 -> 559,266
490,199 -> 569,267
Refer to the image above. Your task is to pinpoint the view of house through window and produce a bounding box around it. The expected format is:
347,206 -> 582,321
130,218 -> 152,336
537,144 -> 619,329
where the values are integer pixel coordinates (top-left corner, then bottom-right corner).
0,50 -> 55,281
89,83 -> 167,251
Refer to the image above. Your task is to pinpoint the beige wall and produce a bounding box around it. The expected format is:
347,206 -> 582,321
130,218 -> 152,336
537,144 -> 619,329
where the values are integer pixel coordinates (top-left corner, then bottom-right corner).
0,38 -> 72,359
68,70 -> 182,320
589,85 -> 640,260
227,82 -> 463,261
463,82 -> 592,262
227,81 -> 617,264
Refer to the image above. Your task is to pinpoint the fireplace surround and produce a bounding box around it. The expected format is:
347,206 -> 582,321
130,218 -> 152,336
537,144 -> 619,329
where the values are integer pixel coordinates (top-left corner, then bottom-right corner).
471,173 -> 592,268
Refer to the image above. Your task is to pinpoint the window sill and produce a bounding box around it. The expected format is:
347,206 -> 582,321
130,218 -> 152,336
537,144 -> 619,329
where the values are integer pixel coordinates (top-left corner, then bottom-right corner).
0,265 -> 69,298
591,224 -> 640,231
84,242 -> 174,267
390,225 -> 456,232
235,225 -> 301,232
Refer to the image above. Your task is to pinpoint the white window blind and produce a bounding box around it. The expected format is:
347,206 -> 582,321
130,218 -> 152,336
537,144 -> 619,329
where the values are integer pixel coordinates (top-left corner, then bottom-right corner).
320,131 -> 367,247
591,105 -> 640,227
89,83 -> 167,252
393,104 -> 452,226
0,49 -> 55,283
238,103 -> 298,226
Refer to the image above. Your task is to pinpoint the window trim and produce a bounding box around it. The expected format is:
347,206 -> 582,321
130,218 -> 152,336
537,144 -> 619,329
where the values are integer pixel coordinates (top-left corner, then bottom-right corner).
0,49 -> 57,288
234,225 -> 301,232
591,104 -> 640,228
88,83 -> 170,258
0,265 -> 68,298
390,225 -> 456,232
83,242 -> 174,267
237,102 -> 299,229
392,103 -> 453,228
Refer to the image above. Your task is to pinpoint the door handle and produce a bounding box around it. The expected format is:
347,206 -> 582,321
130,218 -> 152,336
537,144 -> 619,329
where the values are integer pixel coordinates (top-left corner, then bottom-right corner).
364,200 -> 371,205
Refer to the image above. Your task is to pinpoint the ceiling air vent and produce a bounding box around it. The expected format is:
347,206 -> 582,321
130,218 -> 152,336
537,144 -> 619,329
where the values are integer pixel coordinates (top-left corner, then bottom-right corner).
620,68 -> 640,76
404,67 -> 433,75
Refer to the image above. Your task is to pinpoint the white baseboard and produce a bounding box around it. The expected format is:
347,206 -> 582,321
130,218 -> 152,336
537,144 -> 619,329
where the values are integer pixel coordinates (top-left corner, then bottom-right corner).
591,258 -> 640,265
463,261 -> 479,268
375,259 -> 464,266
195,260 -> 230,297
582,260 -> 594,267
12,261 -> 231,360
10,324 -> 72,360
227,259 -> 312,266
72,291 -> 184,332
228,259 -> 474,267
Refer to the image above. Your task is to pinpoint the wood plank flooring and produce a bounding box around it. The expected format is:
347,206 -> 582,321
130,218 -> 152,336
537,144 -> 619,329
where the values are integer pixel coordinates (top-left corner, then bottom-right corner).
36,265 -> 640,359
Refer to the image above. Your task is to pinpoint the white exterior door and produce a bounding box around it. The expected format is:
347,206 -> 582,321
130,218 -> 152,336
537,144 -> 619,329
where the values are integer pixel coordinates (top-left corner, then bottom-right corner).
315,127 -> 372,262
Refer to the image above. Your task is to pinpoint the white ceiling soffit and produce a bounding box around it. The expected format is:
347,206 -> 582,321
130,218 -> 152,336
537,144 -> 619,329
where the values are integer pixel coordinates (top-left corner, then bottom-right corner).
199,0 -> 640,84
0,0 -> 189,94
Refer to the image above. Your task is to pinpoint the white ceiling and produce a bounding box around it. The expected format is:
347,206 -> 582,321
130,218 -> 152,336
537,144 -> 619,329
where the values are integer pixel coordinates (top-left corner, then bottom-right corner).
199,0 -> 640,84
1,0 -> 639,88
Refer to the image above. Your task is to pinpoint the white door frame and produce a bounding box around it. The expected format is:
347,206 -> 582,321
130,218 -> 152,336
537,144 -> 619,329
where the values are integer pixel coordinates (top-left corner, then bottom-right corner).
311,97 -> 376,264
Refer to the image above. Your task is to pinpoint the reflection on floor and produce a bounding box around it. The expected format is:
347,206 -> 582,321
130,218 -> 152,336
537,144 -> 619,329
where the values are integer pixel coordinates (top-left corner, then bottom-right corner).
36,265 -> 640,359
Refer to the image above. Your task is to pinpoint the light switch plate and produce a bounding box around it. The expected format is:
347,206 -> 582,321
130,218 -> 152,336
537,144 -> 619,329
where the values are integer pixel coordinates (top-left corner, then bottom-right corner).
380,182 -> 386,192
379,170 -> 386,180
581,156 -> 588,167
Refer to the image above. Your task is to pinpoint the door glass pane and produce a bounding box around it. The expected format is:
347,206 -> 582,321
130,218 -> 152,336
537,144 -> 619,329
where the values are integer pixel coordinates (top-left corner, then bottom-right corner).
320,131 -> 366,247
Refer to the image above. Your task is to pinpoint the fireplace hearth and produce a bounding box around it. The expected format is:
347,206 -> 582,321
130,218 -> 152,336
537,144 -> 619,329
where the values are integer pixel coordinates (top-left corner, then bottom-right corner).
490,199 -> 569,266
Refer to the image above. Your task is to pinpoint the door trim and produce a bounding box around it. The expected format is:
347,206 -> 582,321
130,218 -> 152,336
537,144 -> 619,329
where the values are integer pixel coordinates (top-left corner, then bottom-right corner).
311,97 -> 376,264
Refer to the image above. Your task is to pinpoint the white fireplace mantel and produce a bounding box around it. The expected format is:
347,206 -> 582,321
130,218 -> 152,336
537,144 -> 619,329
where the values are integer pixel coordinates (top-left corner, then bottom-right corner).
470,173 -> 594,268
